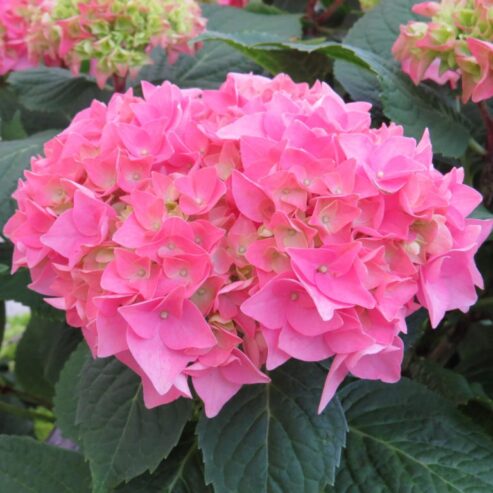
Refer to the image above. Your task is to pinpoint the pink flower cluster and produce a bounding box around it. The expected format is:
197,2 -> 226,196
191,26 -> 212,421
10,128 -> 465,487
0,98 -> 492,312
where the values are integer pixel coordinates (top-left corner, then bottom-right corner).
0,0 -> 205,87
0,0 -> 50,75
5,73 -> 491,417
393,0 -> 493,102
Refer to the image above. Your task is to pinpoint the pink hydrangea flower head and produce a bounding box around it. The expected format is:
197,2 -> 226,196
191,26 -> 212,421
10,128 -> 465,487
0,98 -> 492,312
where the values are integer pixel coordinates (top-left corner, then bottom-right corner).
5,73 -> 491,417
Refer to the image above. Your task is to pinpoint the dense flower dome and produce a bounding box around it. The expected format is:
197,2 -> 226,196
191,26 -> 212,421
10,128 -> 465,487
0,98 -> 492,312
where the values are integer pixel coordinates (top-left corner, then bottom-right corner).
5,73 -> 491,417
393,0 -> 493,102
0,0 -> 205,86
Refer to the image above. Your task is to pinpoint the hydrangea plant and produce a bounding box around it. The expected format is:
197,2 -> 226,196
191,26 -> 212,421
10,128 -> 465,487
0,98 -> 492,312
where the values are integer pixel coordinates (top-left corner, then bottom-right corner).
1,1 -> 493,492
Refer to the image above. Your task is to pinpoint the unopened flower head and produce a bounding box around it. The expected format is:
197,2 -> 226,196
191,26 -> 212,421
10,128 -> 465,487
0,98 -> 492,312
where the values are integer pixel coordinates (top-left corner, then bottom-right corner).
359,0 -> 380,11
0,0 -> 205,87
5,73 -> 491,417
393,0 -> 493,102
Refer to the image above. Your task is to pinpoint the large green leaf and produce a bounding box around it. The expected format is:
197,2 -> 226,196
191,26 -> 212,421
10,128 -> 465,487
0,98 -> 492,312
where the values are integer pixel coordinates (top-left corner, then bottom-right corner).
136,5 -> 302,88
53,342 -> 90,443
73,354 -> 193,492
327,379 -> 493,492
8,68 -> 111,117
116,430 -> 211,493
0,130 -> 58,230
410,359 -> 493,409
334,0 -> 469,157
15,310 -> 81,401
334,0 -> 421,104
0,435 -> 91,493
197,360 -> 347,493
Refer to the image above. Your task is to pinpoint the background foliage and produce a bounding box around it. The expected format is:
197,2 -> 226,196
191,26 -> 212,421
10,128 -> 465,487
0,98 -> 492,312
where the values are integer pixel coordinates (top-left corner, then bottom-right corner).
1,1 -> 493,492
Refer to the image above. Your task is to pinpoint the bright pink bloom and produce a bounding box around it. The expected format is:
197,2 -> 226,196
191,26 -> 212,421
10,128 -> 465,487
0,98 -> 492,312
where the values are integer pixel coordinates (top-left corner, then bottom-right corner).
5,73 -> 491,418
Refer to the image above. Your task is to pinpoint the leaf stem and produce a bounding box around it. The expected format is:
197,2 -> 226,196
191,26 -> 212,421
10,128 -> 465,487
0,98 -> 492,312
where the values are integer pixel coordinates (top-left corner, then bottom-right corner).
113,74 -> 127,93
315,0 -> 345,24
469,137 -> 487,156
0,381 -> 52,409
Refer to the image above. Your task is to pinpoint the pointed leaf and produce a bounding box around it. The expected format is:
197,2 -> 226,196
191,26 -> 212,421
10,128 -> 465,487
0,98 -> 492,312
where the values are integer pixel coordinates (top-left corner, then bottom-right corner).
327,379 -> 493,492
197,360 -> 347,493
75,355 -> 193,492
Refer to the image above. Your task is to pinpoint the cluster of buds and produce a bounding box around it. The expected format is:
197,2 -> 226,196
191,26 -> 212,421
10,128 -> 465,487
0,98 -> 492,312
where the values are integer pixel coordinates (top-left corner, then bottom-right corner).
393,0 -> 493,102
5,73 -> 491,417
0,0 -> 205,87
359,0 -> 380,11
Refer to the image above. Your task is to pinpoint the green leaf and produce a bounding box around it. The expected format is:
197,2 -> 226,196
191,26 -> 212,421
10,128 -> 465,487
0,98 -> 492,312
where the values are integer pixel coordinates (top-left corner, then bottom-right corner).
0,395 -> 33,436
136,5 -> 302,88
197,360 -> 347,493
470,204 -> 493,220
327,379 -> 493,492
410,359 -> 493,409
0,130 -> 59,229
334,0 -> 470,157
1,111 -> 27,141
8,68 -> 111,117
75,355 -> 193,492
15,310 -> 81,401
456,324 -> 493,397
53,342 -> 91,443
402,308 -> 428,351
0,435 -> 91,493
0,267 -> 47,310
116,431 -> 211,493
334,0 -> 421,104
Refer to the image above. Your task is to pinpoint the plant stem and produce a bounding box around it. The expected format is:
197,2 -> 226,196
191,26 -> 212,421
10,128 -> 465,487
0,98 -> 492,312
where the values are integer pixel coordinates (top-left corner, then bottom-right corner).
113,74 -> 127,93
0,382 -> 52,409
316,0 -> 344,24
477,102 -> 493,208
0,400 -> 55,423
469,137 -> 487,156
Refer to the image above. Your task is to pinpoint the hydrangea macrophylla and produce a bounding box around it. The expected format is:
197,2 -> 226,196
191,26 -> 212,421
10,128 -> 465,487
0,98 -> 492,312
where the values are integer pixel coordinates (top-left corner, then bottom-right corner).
0,0 -> 205,87
392,0 -> 493,102
0,0 -> 53,75
5,73 -> 491,417
48,0 -> 205,87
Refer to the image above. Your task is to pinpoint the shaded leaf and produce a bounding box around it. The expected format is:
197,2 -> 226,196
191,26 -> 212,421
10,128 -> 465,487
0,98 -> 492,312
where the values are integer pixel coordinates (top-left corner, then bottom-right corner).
0,130 -> 58,229
9,68 -> 111,117
0,435 -> 91,493
15,310 -> 81,401
75,355 -> 193,492
53,342 -> 90,444
117,431 -> 211,493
